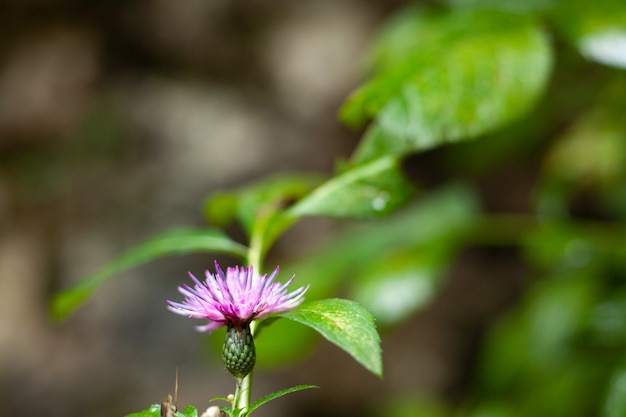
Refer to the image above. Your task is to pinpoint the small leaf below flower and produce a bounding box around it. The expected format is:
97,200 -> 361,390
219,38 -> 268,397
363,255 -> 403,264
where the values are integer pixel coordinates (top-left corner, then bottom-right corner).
124,404 -> 197,417
246,385 -> 318,416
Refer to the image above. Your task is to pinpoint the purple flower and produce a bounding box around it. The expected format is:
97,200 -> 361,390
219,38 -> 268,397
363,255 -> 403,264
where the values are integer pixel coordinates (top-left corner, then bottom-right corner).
167,261 -> 308,332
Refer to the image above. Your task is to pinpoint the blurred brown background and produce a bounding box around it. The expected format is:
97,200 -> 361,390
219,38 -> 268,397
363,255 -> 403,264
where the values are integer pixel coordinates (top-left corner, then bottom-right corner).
0,1 -> 522,416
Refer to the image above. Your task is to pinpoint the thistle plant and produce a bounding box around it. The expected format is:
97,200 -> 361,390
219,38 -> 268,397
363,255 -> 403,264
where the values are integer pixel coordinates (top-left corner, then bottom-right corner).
167,263 -> 309,414
51,203 -> 384,417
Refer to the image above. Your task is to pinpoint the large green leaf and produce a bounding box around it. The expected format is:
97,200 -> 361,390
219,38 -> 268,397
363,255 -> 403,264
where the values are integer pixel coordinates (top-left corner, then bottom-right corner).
50,228 -> 248,322
286,156 -> 414,218
279,298 -> 383,377
340,7 -> 552,162
552,0 -> 626,69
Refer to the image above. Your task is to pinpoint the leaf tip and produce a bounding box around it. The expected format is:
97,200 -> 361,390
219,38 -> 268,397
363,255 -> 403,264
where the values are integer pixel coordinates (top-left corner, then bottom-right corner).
49,288 -> 89,323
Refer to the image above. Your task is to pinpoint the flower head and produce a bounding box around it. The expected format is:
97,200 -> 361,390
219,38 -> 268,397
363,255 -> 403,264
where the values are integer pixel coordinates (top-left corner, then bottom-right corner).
167,261 -> 308,332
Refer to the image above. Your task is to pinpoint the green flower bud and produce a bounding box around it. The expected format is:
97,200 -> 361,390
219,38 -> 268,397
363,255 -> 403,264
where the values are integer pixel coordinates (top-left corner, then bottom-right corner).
222,323 -> 256,379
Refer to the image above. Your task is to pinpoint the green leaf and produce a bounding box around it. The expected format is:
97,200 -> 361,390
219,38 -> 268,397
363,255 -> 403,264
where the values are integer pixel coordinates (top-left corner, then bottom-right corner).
177,406 -> 198,417
604,361 -> 626,417
50,228 -> 248,322
445,0 -> 557,13
544,107 -> 626,187
340,7 -> 552,162
209,396 -> 232,403
287,156 -> 414,218
590,293 -> 626,347
552,0 -> 626,69
125,404 -> 198,417
350,245 -> 453,326
284,184 -> 479,301
204,173 -> 324,258
279,298 -> 383,377
537,78 -> 626,220
203,192 -> 240,229
479,273 -> 600,395
125,404 -> 161,417
246,385 -> 318,416
204,174 -> 323,234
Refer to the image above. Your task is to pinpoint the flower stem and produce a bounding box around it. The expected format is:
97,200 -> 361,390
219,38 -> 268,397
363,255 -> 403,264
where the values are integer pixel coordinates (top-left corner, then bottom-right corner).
248,242 -> 263,280
236,247 -> 264,415
232,382 -> 242,414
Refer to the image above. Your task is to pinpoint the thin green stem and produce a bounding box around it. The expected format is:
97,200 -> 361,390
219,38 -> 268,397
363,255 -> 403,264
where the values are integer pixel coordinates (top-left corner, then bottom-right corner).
232,382 -> 242,415
248,246 -> 263,279
248,223 -> 264,278
234,236 -> 264,416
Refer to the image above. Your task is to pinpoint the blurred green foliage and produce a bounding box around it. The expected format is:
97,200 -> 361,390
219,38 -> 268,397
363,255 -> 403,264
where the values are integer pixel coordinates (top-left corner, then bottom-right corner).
343,0 -> 626,416
340,6 -> 552,162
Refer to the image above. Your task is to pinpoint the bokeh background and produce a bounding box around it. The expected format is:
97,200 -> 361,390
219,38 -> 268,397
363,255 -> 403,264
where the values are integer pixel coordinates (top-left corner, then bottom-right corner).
2,1 -> 626,417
